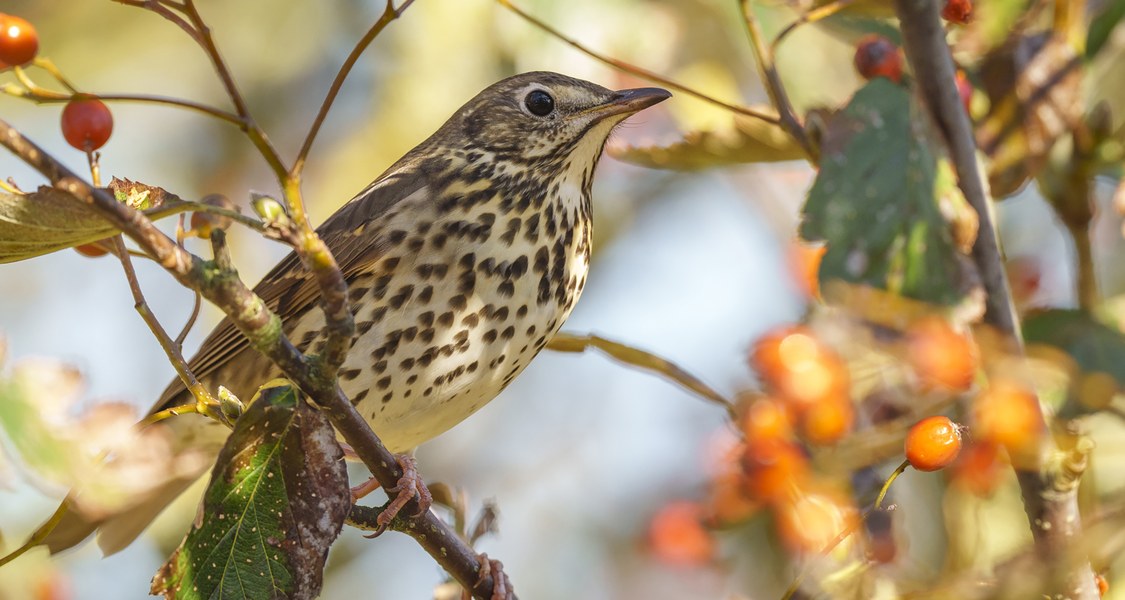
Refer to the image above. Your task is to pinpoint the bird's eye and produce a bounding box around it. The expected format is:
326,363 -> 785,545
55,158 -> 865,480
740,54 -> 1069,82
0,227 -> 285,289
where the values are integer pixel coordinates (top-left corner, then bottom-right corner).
524,90 -> 555,117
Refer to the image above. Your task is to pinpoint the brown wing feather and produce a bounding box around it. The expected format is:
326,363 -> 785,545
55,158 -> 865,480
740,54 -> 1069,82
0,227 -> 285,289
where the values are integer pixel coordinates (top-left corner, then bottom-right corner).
151,162 -> 436,412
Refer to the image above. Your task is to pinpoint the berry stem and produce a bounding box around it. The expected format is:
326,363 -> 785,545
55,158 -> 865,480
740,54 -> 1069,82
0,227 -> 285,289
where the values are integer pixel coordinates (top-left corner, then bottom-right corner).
875,460 -> 909,509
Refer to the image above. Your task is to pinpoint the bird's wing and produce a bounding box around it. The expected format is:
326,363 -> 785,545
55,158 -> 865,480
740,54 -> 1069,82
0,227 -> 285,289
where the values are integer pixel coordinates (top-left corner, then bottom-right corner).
152,162 -> 434,411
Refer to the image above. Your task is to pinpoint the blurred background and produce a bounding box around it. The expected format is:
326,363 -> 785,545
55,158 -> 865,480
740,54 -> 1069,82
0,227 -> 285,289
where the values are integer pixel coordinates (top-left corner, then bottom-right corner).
0,0 -> 1122,598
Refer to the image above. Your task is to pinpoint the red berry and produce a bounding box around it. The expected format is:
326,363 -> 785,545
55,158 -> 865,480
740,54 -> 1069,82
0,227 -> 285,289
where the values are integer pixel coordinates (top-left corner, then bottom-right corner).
61,96 -> 114,152
74,241 -> 110,258
904,416 -> 962,471
0,14 -> 38,67
942,0 -> 972,24
854,35 -> 903,83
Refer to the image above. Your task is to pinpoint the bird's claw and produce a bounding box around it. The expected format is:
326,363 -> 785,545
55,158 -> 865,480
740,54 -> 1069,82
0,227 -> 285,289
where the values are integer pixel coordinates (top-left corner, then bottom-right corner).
475,553 -> 511,600
363,454 -> 433,537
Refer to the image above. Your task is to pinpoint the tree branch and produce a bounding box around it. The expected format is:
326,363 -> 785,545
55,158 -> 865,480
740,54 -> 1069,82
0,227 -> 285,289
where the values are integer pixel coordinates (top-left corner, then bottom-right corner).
496,0 -> 781,125
892,1 -> 1098,597
736,0 -> 816,161
0,120 -> 511,600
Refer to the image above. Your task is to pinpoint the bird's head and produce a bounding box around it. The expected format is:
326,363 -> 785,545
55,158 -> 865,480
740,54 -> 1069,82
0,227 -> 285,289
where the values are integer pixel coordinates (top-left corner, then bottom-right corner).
445,71 -> 670,164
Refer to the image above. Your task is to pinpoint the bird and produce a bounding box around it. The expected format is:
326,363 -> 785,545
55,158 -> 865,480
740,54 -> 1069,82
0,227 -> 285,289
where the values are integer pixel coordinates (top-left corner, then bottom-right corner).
40,71 -> 671,554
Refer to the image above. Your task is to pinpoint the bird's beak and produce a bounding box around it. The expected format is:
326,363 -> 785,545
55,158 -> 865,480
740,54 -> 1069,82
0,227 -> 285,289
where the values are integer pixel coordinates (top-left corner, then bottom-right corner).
591,87 -> 672,119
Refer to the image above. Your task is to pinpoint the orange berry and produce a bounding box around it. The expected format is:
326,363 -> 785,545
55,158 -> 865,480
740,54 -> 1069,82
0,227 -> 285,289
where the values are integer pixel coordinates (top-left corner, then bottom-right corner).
751,326 -> 849,408
775,491 -> 855,554
708,470 -> 760,525
800,396 -> 854,445
1096,573 -> 1108,597
742,438 -> 808,503
0,14 -> 39,67
973,379 -> 1044,459
648,501 -> 715,567
904,415 -> 963,471
854,35 -> 903,83
906,317 -> 977,391
942,0 -> 972,23
742,397 -> 793,442
790,242 -> 826,299
950,441 -> 1004,496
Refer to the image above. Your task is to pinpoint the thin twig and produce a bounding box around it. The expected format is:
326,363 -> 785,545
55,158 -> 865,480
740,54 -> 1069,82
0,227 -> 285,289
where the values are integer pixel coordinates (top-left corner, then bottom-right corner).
175,291 -> 203,348
111,235 -> 219,416
293,0 -> 416,175
3,85 -> 244,126
546,332 -> 737,421
496,0 -> 781,125
771,0 -> 855,52
737,0 -> 816,160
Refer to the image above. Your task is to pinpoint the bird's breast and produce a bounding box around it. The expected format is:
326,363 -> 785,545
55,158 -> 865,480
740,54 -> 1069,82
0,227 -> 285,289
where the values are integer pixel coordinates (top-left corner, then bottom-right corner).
314,174 -> 592,452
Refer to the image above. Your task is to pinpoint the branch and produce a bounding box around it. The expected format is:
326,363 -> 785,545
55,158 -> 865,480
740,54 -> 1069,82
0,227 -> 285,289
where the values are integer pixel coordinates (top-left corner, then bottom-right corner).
496,0 -> 781,125
892,1 -> 1098,597
546,332 -> 736,421
292,0 -> 416,175
0,121 -> 511,600
736,0 -> 816,161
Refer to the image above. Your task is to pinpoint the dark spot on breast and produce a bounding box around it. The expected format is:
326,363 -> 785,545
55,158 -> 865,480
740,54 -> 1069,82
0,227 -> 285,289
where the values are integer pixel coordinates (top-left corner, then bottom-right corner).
462,314 -> 480,328
340,368 -> 362,381
501,326 -> 515,340
497,281 -> 515,298
449,294 -> 467,311
458,271 -> 476,294
483,329 -> 497,343
438,311 -> 454,327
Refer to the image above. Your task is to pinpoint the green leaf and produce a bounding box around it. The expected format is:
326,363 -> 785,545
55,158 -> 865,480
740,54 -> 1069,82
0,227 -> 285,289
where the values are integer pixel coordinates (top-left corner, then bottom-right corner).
608,113 -> 806,169
1023,309 -> 1125,386
799,79 -> 967,306
1088,0 -> 1125,59
151,382 -> 348,600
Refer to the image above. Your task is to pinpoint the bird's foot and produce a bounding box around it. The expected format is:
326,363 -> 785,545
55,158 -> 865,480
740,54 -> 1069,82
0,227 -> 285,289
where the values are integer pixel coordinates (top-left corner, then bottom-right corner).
362,453 -> 433,537
475,553 -> 511,600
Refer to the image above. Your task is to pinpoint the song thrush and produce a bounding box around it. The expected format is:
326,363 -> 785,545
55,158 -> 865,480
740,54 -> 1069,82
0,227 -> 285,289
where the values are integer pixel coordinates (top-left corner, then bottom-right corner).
45,71 -> 670,553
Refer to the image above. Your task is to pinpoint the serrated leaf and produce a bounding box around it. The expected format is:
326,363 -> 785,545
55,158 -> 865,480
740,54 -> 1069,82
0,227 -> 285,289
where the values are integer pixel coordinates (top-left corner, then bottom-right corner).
608,113 -> 806,169
151,382 -> 348,600
799,79 -> 967,306
1023,309 -> 1125,386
